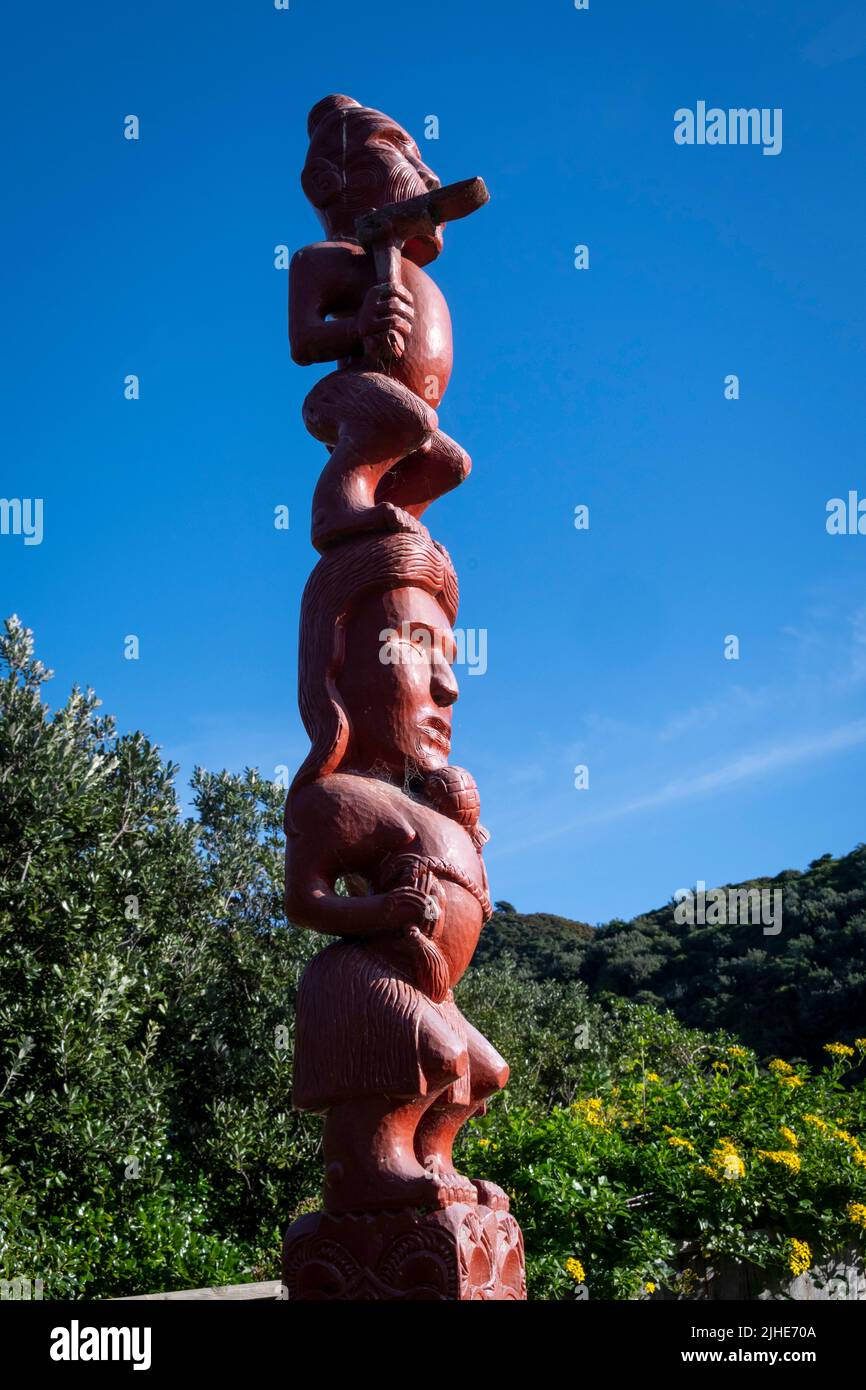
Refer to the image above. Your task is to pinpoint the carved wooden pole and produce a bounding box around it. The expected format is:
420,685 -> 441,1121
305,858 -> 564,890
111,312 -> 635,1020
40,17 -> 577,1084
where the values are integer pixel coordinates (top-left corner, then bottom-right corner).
281,94 -> 526,1301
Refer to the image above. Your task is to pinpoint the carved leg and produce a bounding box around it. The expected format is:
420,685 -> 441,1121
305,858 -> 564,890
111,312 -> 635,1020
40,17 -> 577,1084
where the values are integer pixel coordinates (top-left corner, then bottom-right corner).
413,1098 -> 479,1197
414,1019 -> 511,1211
323,1093 -> 479,1213
303,370 -> 439,550
322,1005 -> 478,1213
375,428 -> 472,519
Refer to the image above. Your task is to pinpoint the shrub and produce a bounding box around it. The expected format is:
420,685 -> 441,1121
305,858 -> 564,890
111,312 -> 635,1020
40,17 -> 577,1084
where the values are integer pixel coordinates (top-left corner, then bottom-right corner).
458,1024 -> 866,1299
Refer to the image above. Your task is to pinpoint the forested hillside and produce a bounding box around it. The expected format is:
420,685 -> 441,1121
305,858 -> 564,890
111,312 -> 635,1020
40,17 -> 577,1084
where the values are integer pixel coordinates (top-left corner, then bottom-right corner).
484,849 -> 866,1061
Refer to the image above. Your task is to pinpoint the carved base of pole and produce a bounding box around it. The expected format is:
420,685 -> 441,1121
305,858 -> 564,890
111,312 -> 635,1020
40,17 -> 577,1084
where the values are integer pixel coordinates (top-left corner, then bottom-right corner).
282,1203 -> 526,1301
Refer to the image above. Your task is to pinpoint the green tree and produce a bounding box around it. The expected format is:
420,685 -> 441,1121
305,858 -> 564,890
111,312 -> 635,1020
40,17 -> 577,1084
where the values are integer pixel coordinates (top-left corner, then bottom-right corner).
0,617 -> 321,1296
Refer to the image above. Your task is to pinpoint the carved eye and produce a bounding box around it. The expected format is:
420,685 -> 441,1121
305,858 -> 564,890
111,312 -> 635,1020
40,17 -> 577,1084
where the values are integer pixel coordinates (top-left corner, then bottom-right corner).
373,129 -> 410,152
395,628 -> 431,665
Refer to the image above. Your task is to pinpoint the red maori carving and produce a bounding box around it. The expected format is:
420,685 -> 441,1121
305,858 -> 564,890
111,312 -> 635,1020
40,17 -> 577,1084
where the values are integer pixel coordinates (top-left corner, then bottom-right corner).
282,96 -> 525,1299
282,1205 -> 526,1301
290,94 -> 487,552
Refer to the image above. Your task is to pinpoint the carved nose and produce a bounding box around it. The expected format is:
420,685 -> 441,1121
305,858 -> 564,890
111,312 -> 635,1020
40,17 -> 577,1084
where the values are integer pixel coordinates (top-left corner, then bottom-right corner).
431,659 -> 458,707
418,164 -> 440,192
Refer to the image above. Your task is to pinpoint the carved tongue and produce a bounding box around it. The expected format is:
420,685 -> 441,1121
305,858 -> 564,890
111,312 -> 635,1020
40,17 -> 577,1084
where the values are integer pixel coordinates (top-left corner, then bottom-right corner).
425,176 -> 489,225
355,177 -> 490,248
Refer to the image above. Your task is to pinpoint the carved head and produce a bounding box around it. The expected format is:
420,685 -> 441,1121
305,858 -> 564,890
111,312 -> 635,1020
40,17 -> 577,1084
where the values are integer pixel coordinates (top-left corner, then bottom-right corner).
301,94 -> 443,258
339,585 -> 458,777
291,531 -> 459,797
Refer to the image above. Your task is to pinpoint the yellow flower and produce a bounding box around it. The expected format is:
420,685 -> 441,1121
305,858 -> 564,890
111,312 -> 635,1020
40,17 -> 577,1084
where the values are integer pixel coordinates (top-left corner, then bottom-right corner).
645,1072 -> 661,1082
696,1164 -> 715,1179
833,1128 -> 855,1144
758,1149 -> 802,1174
828,1130 -> 866,1168
728,1046 -> 747,1058
779,1076 -> 804,1087
847,1202 -> 866,1228
712,1061 -> 729,1072
644,1281 -> 657,1294
825,1042 -> 855,1058
565,1258 -> 586,1284
667,1136 -> 695,1152
779,1126 -> 799,1149
769,1058 -> 793,1075
803,1114 -> 828,1131
572,1097 -> 610,1129
788,1239 -> 811,1277
854,1038 -> 866,1050
711,1140 -> 745,1180
476,1137 -> 490,1147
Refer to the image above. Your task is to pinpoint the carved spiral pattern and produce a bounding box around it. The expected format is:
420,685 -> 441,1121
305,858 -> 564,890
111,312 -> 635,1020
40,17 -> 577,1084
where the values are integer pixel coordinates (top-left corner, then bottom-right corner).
283,1206 -> 525,1301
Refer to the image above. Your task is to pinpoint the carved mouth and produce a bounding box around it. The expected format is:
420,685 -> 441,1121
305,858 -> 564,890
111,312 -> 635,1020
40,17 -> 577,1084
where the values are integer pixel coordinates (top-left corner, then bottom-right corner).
417,716 -> 451,752
403,224 -> 444,267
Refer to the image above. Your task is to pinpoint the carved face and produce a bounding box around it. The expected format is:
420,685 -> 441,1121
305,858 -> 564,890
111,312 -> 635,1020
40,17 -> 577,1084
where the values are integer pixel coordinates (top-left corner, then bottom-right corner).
337,587 -> 458,777
303,102 -> 444,259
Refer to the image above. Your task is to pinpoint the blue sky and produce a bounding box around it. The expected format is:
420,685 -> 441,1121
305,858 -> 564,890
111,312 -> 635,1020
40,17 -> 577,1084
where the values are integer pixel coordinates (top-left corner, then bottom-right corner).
3,0 -> 865,924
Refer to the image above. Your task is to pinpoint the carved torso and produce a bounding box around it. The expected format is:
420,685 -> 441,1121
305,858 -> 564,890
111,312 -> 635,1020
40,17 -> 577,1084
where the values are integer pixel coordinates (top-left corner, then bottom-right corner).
300,772 -> 487,985
302,241 -> 453,406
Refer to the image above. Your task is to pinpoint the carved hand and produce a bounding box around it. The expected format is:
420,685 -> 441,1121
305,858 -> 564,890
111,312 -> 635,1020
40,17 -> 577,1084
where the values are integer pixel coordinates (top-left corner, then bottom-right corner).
357,281 -> 415,361
382,884 -> 442,937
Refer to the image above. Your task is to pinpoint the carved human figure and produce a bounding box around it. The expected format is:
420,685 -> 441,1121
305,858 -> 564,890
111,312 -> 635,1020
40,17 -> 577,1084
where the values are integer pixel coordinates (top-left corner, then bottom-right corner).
285,531 -> 509,1212
290,94 -> 472,551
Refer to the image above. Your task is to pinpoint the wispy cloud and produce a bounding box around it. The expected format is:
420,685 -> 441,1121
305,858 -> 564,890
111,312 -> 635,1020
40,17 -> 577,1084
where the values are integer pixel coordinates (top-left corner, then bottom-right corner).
657,685 -> 771,743
782,599 -> 866,694
489,718 -> 866,859
802,6 -> 866,67
487,588 -> 866,864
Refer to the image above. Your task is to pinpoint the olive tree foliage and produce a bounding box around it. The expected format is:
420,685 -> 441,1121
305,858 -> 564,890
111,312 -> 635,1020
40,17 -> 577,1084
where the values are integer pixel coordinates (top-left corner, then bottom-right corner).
0,616 -> 321,1296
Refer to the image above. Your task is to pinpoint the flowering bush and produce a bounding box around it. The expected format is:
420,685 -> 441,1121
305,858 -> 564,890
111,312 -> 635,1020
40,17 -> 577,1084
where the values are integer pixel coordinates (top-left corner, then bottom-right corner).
458,1033 -> 866,1299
